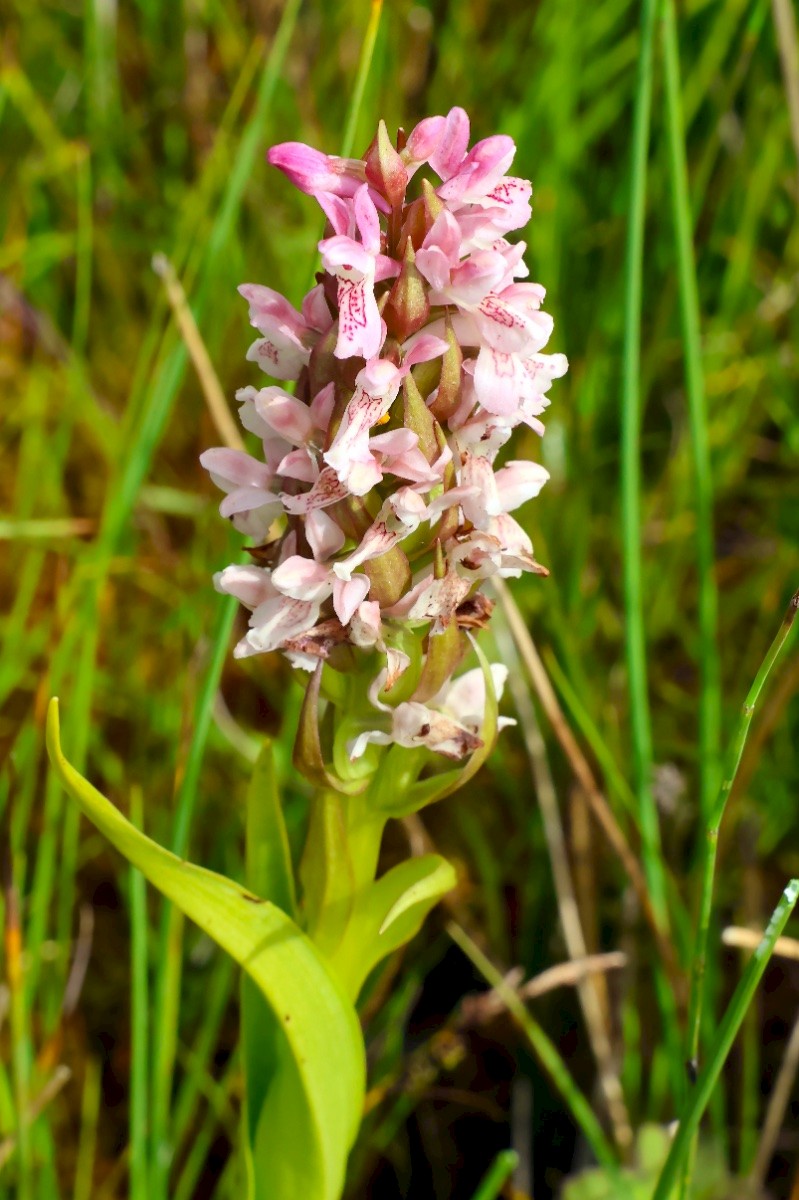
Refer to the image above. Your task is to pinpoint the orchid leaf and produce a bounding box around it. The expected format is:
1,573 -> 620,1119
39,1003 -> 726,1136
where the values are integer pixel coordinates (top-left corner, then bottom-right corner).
47,699 -> 365,1200
331,853 -> 457,998
241,741 -> 296,1194
377,857 -> 456,936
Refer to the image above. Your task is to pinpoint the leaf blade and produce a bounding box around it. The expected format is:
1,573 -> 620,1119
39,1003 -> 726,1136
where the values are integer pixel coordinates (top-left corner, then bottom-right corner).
47,699 -> 364,1200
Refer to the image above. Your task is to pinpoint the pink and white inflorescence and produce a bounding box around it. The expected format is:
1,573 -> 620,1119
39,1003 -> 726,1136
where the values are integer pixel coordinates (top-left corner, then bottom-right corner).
201,108 -> 567,761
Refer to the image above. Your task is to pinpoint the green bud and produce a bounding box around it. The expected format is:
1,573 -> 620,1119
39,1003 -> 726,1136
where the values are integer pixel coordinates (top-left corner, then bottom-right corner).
402,371 -> 439,463
428,315 -> 463,421
412,619 -> 465,704
364,546 -> 411,607
364,120 -> 409,209
385,241 -> 430,341
421,178 -> 444,225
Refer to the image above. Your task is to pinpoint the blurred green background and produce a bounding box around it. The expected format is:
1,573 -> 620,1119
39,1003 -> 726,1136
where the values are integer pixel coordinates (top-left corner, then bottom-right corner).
1,0 -> 799,1196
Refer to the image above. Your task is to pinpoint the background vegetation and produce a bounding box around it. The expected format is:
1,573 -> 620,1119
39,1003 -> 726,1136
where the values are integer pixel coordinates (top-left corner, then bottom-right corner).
1,0 -> 798,1196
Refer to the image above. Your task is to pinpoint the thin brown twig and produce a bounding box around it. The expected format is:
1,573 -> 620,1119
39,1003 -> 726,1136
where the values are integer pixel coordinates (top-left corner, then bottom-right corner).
722,926 -> 799,962
62,904 -> 94,1018
152,253 -> 245,452
459,952 -> 628,1025
492,578 -> 683,991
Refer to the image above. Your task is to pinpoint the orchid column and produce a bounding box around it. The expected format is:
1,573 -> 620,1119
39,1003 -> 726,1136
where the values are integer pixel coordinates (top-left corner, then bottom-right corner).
202,107 -> 566,801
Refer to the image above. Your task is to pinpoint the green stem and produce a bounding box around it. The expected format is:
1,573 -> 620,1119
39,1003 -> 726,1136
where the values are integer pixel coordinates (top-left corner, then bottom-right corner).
620,0 -> 667,925
654,879 -> 799,1200
340,0 -> 383,158
447,922 -> 619,1173
662,0 -> 721,820
300,788 -> 386,956
681,591 -> 798,1195
469,1150 -> 519,1200
686,592 -> 799,1064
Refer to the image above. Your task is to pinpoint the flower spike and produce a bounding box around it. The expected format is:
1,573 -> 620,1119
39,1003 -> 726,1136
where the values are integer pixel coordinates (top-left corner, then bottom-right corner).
203,108 -> 567,779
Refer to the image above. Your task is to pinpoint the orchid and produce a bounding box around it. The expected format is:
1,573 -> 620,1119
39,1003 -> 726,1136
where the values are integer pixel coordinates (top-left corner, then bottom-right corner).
202,109 -> 566,777
48,106 -> 567,1200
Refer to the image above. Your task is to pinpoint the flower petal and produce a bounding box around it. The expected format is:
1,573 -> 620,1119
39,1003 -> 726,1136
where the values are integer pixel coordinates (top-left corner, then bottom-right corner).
281,467 -> 349,514
271,555 -> 331,601
332,574 -> 371,624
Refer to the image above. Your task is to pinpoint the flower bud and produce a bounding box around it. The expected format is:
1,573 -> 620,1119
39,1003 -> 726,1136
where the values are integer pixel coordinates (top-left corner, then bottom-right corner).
364,547 -> 411,607
385,241 -> 430,341
428,316 -> 463,422
402,371 -> 438,462
365,119 -> 408,209
421,178 -> 445,227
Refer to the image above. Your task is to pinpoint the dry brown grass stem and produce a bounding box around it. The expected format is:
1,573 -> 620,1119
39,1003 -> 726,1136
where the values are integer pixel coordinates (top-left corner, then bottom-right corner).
152,253 -> 245,453
492,578 -> 682,991
750,1006 -> 799,1184
493,613 -> 633,1152
722,926 -> 799,961
0,1065 -> 72,1170
459,951 -> 628,1024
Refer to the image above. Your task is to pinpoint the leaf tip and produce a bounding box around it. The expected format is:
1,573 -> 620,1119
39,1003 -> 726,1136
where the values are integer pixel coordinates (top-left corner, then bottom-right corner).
46,697 -> 62,764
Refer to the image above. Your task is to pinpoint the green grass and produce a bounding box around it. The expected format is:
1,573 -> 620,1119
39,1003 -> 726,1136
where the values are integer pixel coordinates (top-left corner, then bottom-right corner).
1,0 -> 799,1197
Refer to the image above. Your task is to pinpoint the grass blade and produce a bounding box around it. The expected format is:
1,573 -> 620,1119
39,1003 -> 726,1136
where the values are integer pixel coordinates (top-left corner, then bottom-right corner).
340,0 -> 384,158
653,878 -> 799,1200
661,0 -> 721,818
620,0 -> 686,1102
469,1149 -> 519,1200
620,0 -> 666,926
685,591 -> 799,1073
128,788 -> 149,1200
447,921 -> 619,1172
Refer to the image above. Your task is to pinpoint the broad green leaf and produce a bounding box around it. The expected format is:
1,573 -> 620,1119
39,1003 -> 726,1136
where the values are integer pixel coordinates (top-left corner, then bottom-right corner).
378,858 -> 456,936
241,741 -> 297,1194
47,699 -> 364,1200
331,854 -> 457,997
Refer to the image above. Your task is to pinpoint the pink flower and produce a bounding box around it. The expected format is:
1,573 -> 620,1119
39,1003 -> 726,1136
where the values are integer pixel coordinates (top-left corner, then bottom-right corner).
332,488 -> 428,579
199,448 -> 282,540
348,663 -> 513,761
323,336 -> 447,495
267,142 -> 366,198
271,555 -> 371,626
239,284 -> 319,382
319,185 -> 393,360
